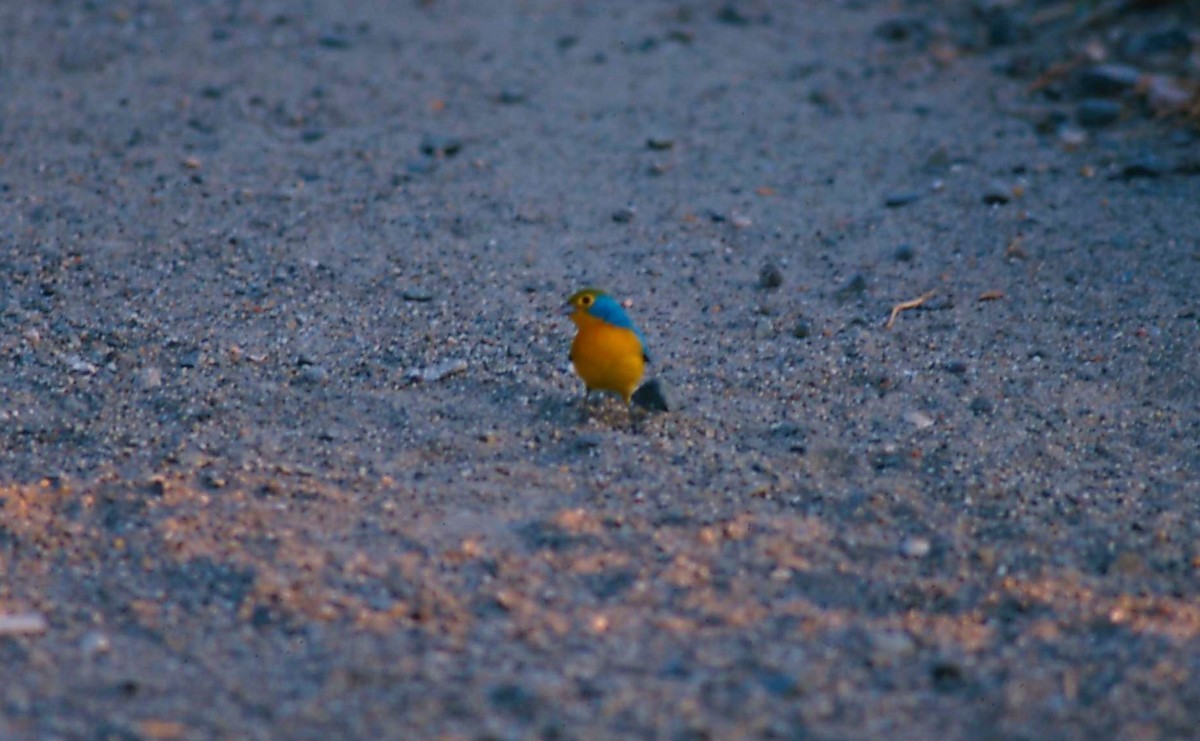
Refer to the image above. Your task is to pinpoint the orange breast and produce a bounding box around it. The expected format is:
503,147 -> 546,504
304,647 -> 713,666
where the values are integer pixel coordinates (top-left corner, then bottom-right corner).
570,312 -> 646,402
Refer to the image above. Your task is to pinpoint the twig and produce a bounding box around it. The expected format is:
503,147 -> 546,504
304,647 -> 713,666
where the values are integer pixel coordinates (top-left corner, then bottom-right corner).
886,290 -> 936,330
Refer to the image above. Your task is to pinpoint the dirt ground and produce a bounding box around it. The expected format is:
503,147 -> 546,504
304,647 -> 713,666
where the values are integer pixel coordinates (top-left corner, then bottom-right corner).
2,1 -> 1199,739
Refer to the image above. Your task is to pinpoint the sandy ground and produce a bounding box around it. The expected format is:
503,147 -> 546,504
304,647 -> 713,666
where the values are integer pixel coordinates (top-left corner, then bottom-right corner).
2,1 -> 1199,738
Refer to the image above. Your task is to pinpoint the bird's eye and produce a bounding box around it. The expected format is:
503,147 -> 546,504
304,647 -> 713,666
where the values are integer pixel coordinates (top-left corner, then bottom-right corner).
581,295 -> 592,306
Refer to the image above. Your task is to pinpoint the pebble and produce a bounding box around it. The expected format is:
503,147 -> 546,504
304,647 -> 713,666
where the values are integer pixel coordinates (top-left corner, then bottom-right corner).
65,354 -> 98,375
137,366 -> 163,390
296,364 -> 330,385
870,629 -> 916,666
834,273 -> 867,303
420,133 -> 463,157
893,244 -> 915,262
758,262 -> 783,289
754,318 -> 774,340
497,87 -> 526,105
791,317 -> 813,339
900,536 -> 931,559
631,378 -> 674,412
885,192 -> 921,208
402,288 -> 435,302
968,396 -> 994,416
611,206 -> 636,223
1077,64 -> 1141,97
0,612 -> 47,636
1114,155 -> 1166,180
1076,99 -> 1121,129
646,133 -> 674,151
407,358 -> 468,383
80,631 -> 112,658
904,410 -> 934,429
982,181 -> 1011,205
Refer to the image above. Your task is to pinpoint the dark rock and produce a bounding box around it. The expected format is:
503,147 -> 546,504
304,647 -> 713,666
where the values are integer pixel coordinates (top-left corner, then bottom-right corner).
885,192 -> 921,208
1114,155 -> 1167,181
488,683 -> 537,719
611,206 -> 636,223
968,397 -> 994,416
894,244 -> 915,262
792,318 -> 812,339
632,378 -> 674,412
1122,28 -> 1192,64
982,182 -> 1011,205
1077,64 -> 1141,97
944,360 -> 968,375
834,273 -> 867,303
646,133 -> 675,151
874,18 -> 928,44
931,661 -> 965,692
1076,99 -> 1121,129
497,87 -> 526,105
318,32 -> 352,50
715,4 -> 751,26
758,262 -> 783,289
419,133 -> 462,157
757,670 -> 799,698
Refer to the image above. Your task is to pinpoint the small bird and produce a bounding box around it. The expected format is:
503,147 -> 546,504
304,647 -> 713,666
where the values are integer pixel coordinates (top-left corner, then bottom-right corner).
565,288 -> 649,404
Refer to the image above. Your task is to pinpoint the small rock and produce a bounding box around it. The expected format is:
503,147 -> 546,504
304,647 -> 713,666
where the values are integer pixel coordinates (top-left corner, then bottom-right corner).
942,359 -> 966,375
715,4 -> 751,26
968,396 -> 994,416
488,683 -> 536,719
931,661 -> 965,692
318,32 -> 352,49
758,262 -> 783,289
1114,155 -> 1166,181
65,354 -> 98,375
81,631 -> 112,659
1109,551 -> 1145,576
1122,28 -> 1192,64
611,206 -> 636,223
407,358 -> 468,383
885,192 -> 921,208
402,288 -> 435,302
137,367 -> 163,390
1076,99 -> 1121,129
574,433 -> 603,451
870,629 -> 916,666
1058,126 -> 1088,148
982,181 -> 1012,205
497,87 -> 526,105
420,133 -> 462,157
893,244 -> 915,262
646,133 -> 674,151
754,318 -> 774,340
296,364 -> 329,385
904,410 -> 934,429
792,318 -> 812,339
1077,64 -> 1141,97
632,378 -> 674,412
834,273 -> 867,303
874,17 -> 926,43
178,349 -> 201,369
900,536 -> 931,559
0,612 -> 47,636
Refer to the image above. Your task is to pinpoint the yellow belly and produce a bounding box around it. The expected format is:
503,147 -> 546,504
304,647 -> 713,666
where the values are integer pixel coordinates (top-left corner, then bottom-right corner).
570,322 -> 645,402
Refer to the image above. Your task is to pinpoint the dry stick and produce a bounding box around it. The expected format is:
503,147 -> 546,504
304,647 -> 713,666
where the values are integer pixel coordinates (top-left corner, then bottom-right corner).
885,290 -> 936,330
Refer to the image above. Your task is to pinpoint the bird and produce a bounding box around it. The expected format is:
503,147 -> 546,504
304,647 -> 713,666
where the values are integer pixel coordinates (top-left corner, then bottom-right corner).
564,288 -> 649,404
